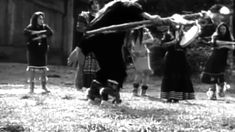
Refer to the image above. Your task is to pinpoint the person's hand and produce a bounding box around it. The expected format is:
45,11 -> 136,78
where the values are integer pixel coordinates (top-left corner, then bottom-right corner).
171,14 -> 196,25
41,34 -> 47,38
67,48 -> 79,67
200,10 -> 208,18
230,44 -> 235,50
31,30 -> 47,35
151,15 -> 162,24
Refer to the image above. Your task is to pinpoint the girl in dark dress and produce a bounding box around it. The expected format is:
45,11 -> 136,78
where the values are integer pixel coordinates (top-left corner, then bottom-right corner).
201,23 -> 234,100
24,11 -> 53,94
160,25 -> 195,103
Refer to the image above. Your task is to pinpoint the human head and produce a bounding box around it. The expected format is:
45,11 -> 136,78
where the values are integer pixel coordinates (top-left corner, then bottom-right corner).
77,12 -> 89,32
30,11 -> 45,27
208,4 -> 231,25
162,27 -> 174,42
89,0 -> 100,12
216,23 -> 230,37
218,24 -> 227,35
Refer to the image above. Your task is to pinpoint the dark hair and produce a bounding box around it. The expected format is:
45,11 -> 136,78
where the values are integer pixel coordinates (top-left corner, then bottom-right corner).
78,11 -> 90,25
209,4 -> 224,13
30,11 -> 45,28
131,28 -> 143,45
215,23 -> 232,41
89,0 -> 98,7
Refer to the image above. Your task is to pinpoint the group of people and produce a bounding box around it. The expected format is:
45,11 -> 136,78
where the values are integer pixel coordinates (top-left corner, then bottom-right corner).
23,0 -> 234,105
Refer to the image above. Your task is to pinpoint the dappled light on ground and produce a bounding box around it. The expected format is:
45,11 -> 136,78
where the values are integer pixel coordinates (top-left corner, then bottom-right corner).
1,63 -> 235,131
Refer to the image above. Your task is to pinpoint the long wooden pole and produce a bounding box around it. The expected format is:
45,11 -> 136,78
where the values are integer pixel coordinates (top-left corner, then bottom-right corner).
85,11 -> 207,35
85,20 -> 153,35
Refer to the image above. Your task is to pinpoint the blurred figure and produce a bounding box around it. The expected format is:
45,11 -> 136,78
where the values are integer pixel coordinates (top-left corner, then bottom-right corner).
201,23 -> 234,100
68,0 -> 100,90
24,11 -> 53,94
160,25 -> 195,103
131,27 -> 154,96
80,0 -> 182,104
200,4 -> 234,100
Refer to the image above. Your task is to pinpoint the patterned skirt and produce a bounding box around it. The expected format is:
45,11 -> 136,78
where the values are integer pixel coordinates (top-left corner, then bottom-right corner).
83,53 -> 100,88
160,76 -> 195,100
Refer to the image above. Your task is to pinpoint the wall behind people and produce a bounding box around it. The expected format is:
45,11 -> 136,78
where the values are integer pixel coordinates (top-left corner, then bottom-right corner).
0,0 -> 73,65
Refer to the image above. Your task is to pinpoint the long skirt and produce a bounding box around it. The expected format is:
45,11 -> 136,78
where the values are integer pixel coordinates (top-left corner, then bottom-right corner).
201,48 -> 228,84
161,49 -> 195,100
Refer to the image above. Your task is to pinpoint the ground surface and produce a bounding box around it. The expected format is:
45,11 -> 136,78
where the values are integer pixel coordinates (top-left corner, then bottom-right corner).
1,63 -> 235,132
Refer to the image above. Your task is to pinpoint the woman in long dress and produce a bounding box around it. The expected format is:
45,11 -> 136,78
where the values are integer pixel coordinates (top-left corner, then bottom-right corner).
160,25 -> 195,103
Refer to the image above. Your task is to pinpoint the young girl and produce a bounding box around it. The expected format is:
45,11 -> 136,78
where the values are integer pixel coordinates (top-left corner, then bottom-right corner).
160,25 -> 195,103
201,23 -> 234,100
24,11 -> 53,94
131,27 -> 154,96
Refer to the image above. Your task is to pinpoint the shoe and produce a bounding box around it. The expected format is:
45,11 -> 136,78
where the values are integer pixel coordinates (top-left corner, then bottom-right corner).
141,85 -> 148,97
132,88 -> 139,96
141,89 -> 147,97
29,90 -> 34,94
132,83 -> 139,96
88,99 -> 96,105
172,99 -> 179,103
42,90 -> 50,94
100,100 -> 113,107
207,88 -> 217,100
210,92 -> 217,100
218,89 -> 225,97
166,99 -> 172,103
218,85 -> 225,97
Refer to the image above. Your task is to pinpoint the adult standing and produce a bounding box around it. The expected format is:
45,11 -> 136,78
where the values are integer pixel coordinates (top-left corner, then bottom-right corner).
160,25 -> 195,103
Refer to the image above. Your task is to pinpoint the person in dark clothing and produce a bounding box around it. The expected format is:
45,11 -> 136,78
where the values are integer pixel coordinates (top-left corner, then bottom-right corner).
160,25 -> 195,103
24,11 -> 53,94
200,4 -> 233,100
201,23 -> 234,100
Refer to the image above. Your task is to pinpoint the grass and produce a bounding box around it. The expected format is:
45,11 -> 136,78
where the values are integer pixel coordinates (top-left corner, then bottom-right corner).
1,63 -> 235,132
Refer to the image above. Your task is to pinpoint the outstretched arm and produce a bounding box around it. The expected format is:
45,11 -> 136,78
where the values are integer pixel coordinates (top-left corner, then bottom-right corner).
141,12 -> 173,25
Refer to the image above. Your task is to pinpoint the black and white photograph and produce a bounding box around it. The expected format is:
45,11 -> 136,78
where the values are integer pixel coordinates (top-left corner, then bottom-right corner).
0,0 -> 235,131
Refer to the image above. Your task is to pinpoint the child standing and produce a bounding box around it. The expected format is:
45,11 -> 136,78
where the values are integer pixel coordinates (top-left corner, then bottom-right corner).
131,27 -> 154,96
24,11 -> 53,94
201,23 -> 234,100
